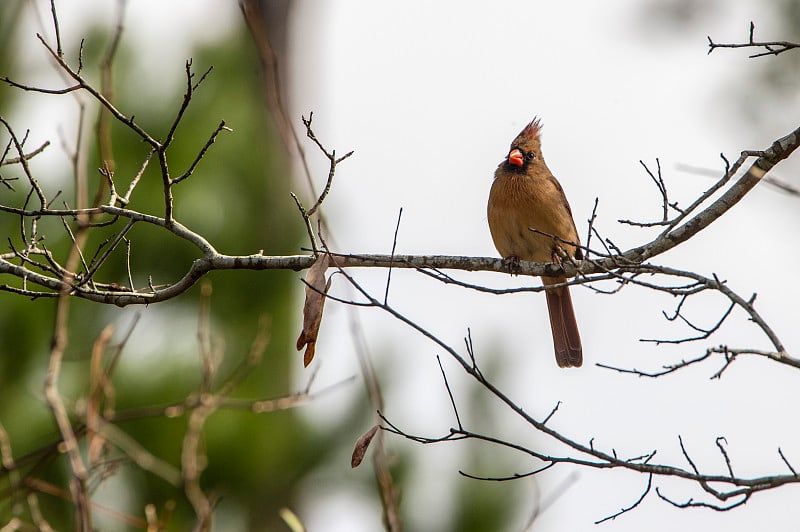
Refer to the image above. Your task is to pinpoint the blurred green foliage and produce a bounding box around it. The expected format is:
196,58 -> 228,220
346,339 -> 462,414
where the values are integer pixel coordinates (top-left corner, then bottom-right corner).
0,3 -> 323,529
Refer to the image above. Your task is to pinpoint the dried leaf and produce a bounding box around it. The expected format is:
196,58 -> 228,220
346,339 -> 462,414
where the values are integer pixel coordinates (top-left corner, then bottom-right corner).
351,424 -> 380,468
296,253 -> 332,367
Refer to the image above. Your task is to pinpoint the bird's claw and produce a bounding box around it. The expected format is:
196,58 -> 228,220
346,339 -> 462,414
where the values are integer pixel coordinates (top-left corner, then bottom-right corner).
551,245 -> 567,265
503,255 -> 521,275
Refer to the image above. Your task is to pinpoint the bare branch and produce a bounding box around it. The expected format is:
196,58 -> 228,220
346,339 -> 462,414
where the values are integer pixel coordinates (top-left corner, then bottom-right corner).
709,22 -> 800,58
0,140 -> 50,166
436,356 -> 463,431
302,112 -> 354,217
171,121 -> 232,185
383,207 -> 403,305
595,474 -> 653,524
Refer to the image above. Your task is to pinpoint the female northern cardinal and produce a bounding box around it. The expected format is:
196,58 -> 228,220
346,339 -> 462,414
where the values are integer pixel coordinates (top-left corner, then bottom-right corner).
487,117 -> 583,368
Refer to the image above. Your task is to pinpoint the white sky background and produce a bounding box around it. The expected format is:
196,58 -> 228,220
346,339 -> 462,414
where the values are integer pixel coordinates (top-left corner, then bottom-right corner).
289,1 -> 800,531
7,1 -> 800,531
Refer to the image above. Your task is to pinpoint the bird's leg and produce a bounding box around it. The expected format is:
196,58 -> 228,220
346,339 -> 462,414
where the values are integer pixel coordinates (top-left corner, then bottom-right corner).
551,245 -> 567,265
552,243 -> 581,273
503,255 -> 521,276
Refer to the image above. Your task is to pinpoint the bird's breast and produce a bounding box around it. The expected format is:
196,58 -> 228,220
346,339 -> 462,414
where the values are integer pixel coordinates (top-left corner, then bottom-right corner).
487,174 -> 575,263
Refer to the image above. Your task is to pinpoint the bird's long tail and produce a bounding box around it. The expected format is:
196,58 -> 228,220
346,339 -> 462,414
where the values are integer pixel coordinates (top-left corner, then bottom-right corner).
544,278 -> 582,368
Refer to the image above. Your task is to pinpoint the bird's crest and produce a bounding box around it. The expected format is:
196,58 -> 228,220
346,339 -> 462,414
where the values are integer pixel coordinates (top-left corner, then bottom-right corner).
520,117 -> 542,140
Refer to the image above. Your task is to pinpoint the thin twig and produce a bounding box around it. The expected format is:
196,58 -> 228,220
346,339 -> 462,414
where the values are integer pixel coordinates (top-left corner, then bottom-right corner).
708,22 -> 800,58
384,207 -> 403,305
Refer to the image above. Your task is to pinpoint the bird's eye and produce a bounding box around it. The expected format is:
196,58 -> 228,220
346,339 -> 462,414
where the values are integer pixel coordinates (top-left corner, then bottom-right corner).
527,151 -> 537,160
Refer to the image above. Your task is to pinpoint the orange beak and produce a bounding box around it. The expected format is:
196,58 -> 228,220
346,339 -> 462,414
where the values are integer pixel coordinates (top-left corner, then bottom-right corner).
508,148 -> 524,167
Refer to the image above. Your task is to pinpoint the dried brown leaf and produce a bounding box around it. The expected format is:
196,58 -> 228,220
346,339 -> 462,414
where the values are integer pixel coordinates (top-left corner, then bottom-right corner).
351,424 -> 380,468
296,253 -> 331,367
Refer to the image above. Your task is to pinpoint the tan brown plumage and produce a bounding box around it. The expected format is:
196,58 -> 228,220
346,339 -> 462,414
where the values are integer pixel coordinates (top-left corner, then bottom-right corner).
487,117 -> 583,368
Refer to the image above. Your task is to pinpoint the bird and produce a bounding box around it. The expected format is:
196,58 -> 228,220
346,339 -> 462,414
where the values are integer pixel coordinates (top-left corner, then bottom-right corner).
487,117 -> 583,368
